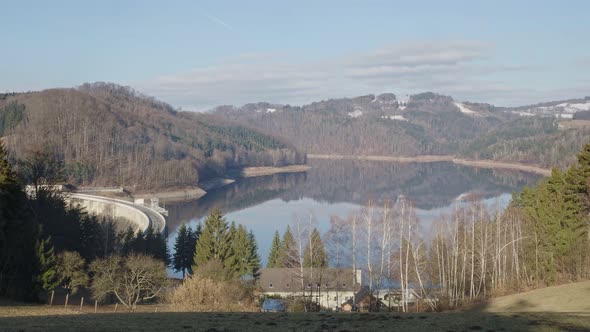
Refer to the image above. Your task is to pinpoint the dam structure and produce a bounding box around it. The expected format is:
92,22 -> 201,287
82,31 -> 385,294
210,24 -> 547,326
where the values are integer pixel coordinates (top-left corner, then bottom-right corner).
66,193 -> 167,234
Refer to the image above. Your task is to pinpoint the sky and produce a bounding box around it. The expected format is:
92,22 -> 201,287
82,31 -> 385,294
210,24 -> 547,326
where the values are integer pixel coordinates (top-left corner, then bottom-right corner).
1,0 -> 589,109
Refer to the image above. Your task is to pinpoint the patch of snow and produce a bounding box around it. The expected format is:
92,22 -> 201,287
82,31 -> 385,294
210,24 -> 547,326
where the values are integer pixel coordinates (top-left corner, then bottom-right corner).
513,111 -> 535,117
398,105 -> 407,111
266,108 -> 277,113
348,110 -> 363,118
557,102 -> 590,112
555,113 -> 574,119
455,102 -> 477,115
381,115 -> 408,121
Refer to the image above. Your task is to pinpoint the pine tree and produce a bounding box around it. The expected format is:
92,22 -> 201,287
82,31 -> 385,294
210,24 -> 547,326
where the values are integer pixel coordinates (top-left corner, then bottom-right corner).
247,230 -> 261,278
184,224 -> 199,275
303,228 -> 328,268
225,225 -> 250,278
173,224 -> 189,278
267,230 -> 281,267
193,208 -> 231,269
0,142 -> 38,300
278,225 -> 299,268
35,236 -> 58,292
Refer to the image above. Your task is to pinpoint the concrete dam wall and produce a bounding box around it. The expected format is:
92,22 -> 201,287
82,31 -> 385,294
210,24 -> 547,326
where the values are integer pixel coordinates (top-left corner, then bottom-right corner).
66,193 -> 166,234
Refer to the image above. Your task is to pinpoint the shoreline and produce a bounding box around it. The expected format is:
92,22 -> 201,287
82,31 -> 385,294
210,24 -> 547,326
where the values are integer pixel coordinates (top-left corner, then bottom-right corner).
307,154 -> 551,176
130,164 -> 311,203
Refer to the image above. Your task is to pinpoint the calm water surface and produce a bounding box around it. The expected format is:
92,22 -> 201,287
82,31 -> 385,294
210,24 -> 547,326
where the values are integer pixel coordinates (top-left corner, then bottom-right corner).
164,159 -> 541,277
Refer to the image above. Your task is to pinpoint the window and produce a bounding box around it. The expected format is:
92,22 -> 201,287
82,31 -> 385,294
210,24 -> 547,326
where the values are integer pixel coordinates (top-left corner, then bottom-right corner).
269,283 -> 273,288
325,283 -> 329,288
307,283 -> 311,288
333,296 -> 337,301
342,283 -> 346,287
286,283 -> 290,288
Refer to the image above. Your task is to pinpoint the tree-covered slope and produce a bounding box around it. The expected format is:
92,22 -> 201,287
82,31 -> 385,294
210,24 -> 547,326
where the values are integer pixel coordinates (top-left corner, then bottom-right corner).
0,83 -> 305,189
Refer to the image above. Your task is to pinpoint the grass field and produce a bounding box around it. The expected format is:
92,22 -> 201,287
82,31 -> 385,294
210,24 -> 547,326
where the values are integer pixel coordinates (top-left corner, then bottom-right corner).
1,282 -> 590,331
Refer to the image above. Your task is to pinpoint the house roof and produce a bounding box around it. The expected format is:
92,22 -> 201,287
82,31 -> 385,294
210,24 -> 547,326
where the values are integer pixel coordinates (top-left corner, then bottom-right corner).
259,268 -> 361,293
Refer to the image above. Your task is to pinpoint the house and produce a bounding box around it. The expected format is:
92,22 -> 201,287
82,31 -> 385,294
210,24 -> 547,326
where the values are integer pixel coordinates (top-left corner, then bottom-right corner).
261,298 -> 286,312
341,287 -> 384,312
258,268 -> 362,311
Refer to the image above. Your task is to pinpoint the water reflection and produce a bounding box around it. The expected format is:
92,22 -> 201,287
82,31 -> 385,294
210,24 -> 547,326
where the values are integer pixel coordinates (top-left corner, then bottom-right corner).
165,160 -> 541,276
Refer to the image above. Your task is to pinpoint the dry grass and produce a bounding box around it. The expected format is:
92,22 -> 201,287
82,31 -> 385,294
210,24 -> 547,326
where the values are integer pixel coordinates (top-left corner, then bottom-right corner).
478,280 -> 590,313
558,120 -> 590,129
2,281 -> 590,331
0,308 -> 588,332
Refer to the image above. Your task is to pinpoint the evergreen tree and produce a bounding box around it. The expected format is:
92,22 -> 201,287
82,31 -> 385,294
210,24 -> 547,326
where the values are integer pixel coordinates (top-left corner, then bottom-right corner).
247,230 -> 261,278
278,225 -> 299,268
224,225 -> 250,278
193,208 -> 231,269
184,224 -> 200,275
35,235 -> 58,292
303,228 -> 328,268
0,142 -> 37,300
267,230 -> 281,268
173,224 -> 189,278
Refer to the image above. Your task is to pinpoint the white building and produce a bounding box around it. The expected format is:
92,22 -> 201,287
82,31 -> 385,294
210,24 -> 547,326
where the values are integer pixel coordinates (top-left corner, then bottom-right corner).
258,268 -> 362,310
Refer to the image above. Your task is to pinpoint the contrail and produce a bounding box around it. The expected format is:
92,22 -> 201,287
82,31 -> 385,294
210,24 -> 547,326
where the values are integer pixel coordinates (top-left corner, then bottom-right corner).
202,10 -> 233,31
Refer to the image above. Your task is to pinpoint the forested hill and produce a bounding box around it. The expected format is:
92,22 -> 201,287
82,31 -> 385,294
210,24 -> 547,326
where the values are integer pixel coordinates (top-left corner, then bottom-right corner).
213,93 -> 590,169
0,83 -> 305,189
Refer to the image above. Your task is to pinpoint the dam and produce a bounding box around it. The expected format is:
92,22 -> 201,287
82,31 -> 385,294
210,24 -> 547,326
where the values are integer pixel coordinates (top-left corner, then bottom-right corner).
66,193 -> 167,234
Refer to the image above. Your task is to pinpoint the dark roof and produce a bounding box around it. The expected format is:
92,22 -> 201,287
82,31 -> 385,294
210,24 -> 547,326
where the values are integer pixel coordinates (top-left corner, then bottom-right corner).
261,299 -> 286,311
259,268 -> 361,292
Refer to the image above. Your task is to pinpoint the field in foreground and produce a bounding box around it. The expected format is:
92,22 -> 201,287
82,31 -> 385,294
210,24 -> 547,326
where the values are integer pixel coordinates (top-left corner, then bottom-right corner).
0,309 -> 589,332
2,281 -> 590,331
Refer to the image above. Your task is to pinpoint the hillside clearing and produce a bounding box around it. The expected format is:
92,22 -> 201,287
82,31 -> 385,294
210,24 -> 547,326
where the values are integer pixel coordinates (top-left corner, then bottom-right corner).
478,280 -> 590,313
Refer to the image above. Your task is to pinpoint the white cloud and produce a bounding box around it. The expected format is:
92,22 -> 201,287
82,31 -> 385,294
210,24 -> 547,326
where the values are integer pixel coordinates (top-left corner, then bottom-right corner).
137,41 -> 586,110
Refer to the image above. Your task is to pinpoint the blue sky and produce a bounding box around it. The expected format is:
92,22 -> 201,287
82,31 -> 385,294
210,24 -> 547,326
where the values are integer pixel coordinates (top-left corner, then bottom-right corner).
1,0 -> 589,109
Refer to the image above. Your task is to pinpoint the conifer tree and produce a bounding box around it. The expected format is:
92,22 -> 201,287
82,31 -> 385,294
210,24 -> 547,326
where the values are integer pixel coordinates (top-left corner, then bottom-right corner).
267,230 -> 281,268
225,224 -> 250,277
35,236 -> 58,292
278,225 -> 299,268
247,230 -> 261,278
193,208 -> 231,269
0,142 -> 37,300
184,224 -> 200,275
173,224 -> 189,278
303,228 -> 328,268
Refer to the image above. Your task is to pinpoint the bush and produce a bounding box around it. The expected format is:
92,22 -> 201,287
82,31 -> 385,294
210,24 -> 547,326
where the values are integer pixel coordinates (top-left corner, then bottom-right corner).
167,275 -> 256,312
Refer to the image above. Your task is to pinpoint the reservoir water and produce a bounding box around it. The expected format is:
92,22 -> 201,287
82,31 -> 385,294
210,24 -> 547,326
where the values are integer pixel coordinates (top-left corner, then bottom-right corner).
165,159 -> 541,277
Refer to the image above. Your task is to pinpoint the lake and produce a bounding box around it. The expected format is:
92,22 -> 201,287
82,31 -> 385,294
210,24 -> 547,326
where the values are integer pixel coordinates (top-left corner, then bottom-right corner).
165,159 -> 541,277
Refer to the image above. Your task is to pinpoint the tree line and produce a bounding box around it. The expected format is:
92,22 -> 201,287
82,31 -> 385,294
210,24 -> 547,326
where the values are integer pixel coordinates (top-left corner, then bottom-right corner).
261,143 -> 590,312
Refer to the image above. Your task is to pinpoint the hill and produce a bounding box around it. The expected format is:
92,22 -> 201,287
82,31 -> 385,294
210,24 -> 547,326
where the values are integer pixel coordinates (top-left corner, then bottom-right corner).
214,92 -> 590,169
478,280 -> 590,313
0,83 -> 305,190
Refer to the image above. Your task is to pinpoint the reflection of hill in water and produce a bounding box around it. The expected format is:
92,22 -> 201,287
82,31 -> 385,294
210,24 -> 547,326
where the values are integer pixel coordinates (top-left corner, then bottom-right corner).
292,160 -> 541,209
167,160 -> 541,229
166,172 -> 307,229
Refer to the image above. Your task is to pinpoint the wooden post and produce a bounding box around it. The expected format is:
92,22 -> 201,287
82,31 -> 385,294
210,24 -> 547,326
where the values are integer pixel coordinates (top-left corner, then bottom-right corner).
49,290 -> 55,306
94,300 -> 98,313
114,303 -> 118,313
154,307 -> 158,313
64,293 -> 69,309
80,297 -> 84,312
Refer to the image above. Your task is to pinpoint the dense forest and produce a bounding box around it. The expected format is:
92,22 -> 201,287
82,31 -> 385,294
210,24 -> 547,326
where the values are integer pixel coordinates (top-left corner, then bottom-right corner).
0,83 -> 305,190
214,93 -> 590,169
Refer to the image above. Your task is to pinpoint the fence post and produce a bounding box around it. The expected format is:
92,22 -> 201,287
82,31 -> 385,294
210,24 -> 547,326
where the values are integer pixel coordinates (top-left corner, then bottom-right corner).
64,293 -> 69,309
114,303 -> 118,313
95,300 -> 98,313
49,290 -> 54,306
80,297 -> 84,312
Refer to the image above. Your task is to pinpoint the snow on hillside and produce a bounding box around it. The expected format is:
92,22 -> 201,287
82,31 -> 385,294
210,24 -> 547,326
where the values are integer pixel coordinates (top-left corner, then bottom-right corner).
454,102 -> 477,115
266,108 -> 277,113
348,110 -> 363,118
381,115 -> 408,121
556,102 -> 590,113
